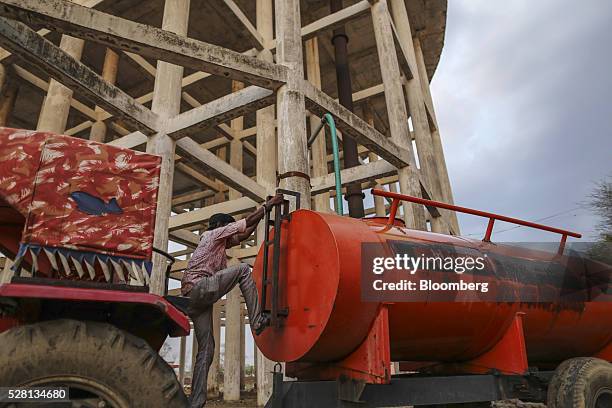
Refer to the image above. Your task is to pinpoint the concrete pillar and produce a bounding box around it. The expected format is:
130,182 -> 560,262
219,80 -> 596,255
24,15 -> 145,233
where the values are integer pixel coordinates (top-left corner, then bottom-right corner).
90,48 -> 119,142
191,330 -> 197,385
224,80 -> 245,402
225,289 -> 242,400
362,104 -> 386,217
146,0 -> 190,295
388,0 -> 448,234
207,302 -> 221,397
214,147 -> 227,203
413,37 -> 459,233
371,0 -> 426,230
255,1 -> 277,403
305,37 -> 331,213
275,0 -> 310,211
0,258 -> 14,284
240,302 -> 246,391
0,64 -> 19,127
179,335 -> 186,385
36,35 -> 84,133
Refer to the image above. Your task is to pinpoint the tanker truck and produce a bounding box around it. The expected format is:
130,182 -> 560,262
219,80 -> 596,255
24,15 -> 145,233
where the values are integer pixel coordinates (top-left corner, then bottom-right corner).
254,189 -> 611,407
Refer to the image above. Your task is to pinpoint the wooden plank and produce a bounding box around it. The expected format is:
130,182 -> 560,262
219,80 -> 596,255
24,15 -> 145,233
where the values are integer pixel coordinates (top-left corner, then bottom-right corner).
0,18 -> 158,134
311,159 -> 397,196
302,80 -> 412,168
166,86 -> 274,140
176,137 -> 267,202
169,196 -> 257,231
221,0 -> 265,50
0,0 -> 287,88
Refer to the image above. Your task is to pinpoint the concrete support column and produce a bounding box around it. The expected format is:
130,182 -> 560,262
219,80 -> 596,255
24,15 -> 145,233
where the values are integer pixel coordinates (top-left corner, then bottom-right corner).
0,258 -> 14,284
90,48 -> 119,142
371,0 -> 426,229
255,1 -> 277,404
388,0 -> 444,231
362,104 -> 386,216
207,302 -> 221,397
0,64 -> 19,127
240,302 -> 246,391
37,35 -> 84,133
275,0 -> 310,211
146,0 -> 190,295
305,37 -> 331,213
191,329 -> 198,386
225,289 -> 242,401
224,80 -> 245,402
179,335 -> 186,385
388,0 -> 448,233
413,37 -> 459,233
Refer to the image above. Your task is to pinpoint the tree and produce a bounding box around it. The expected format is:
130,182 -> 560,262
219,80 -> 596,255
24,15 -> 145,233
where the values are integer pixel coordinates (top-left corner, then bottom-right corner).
585,176 -> 611,264
588,176 -> 612,240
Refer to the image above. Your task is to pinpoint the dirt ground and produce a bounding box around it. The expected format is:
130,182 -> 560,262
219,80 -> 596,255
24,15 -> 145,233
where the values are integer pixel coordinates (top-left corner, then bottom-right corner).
199,391 -> 257,407
200,395 -> 546,407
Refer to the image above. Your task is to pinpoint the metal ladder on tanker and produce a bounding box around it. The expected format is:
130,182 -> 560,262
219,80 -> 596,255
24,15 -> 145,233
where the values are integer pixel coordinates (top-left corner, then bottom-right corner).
259,189 -> 300,329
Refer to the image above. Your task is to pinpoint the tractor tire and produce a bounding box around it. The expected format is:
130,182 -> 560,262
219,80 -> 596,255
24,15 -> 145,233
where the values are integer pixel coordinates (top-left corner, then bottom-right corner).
547,357 -> 612,408
0,319 -> 187,408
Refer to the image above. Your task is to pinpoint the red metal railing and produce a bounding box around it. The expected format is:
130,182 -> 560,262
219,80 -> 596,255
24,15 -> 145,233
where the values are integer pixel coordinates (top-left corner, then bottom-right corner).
371,189 -> 581,254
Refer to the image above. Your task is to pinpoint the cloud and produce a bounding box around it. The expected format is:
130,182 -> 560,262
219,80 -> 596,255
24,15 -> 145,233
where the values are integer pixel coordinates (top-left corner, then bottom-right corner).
432,0 -> 612,242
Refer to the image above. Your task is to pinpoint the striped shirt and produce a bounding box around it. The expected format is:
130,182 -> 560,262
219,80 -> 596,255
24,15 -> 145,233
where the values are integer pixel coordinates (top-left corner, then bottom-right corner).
180,218 -> 246,296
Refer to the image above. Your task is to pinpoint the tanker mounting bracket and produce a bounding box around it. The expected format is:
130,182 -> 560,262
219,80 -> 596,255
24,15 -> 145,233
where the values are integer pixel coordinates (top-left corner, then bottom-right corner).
260,189 -> 299,328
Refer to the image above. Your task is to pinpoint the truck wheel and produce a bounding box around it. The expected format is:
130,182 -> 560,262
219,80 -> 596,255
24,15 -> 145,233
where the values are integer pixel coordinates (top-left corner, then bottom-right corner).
0,319 -> 187,408
547,357 -> 612,408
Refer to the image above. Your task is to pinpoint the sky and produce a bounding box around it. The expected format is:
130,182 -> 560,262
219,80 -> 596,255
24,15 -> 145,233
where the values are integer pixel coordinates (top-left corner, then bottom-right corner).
163,0 -> 612,370
432,0 -> 612,243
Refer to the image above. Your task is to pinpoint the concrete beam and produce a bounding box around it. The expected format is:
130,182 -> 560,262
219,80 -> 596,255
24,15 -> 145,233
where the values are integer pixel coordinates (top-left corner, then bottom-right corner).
302,80 -> 412,168
311,160 -> 397,196
300,0 -> 371,42
169,229 -> 200,247
172,190 -> 215,206
0,0 -> 287,88
176,137 -> 267,202
168,196 -> 257,231
12,64 -> 97,121
166,86 -> 274,140
107,131 -> 148,148
221,0 -> 265,50
0,18 -> 158,134
175,162 -> 224,192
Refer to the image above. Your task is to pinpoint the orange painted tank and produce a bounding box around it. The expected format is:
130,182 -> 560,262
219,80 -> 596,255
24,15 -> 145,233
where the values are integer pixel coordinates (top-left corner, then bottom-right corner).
253,210 -> 612,367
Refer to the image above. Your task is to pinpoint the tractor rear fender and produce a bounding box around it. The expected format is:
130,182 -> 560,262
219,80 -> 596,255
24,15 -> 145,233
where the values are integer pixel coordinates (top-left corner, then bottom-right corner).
0,282 -> 190,351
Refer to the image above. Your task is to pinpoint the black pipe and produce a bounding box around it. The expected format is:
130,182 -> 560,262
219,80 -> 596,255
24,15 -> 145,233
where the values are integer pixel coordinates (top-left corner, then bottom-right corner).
330,0 -> 365,218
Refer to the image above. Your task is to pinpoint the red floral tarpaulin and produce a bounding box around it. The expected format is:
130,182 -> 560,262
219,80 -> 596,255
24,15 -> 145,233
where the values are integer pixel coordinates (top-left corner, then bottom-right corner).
0,127 -> 161,283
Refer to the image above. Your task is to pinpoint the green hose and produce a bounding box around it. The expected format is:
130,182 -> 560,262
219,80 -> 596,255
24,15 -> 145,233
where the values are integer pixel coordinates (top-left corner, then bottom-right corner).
323,113 -> 343,215
307,113 -> 343,215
